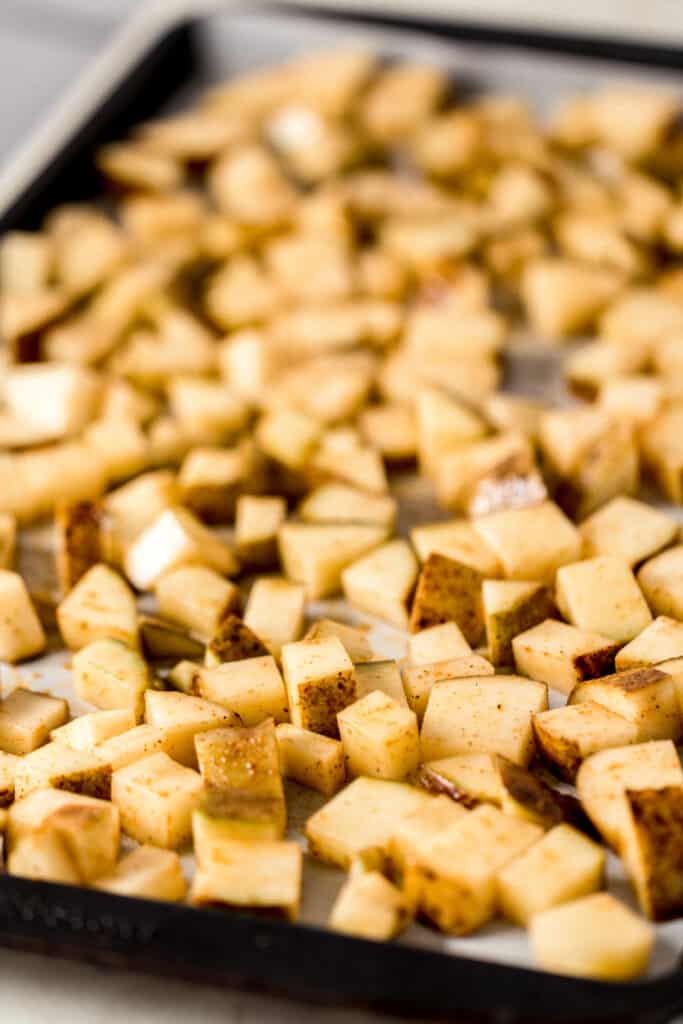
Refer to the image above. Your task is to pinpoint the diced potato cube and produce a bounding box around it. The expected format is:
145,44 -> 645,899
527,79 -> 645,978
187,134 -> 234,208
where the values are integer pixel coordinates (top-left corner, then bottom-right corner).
51,708 -> 136,750
96,724 -> 169,771
235,495 -> 287,567
512,619 -> 618,696
144,690 -> 239,767
304,619 -> 374,664
155,565 -> 240,641
338,691 -> 419,781
112,752 -> 203,848
305,776 -> 430,869
139,615 -> 203,661
569,667 -> 681,742
616,617 -> 683,670
410,520 -> 501,576
556,556 -> 652,644
579,496 -> 677,567
0,688 -> 69,755
473,501 -> 581,582
529,893 -> 653,981
6,789 -> 118,857
409,552 -> 484,646
276,723 -> 346,796
299,484 -> 396,531
191,838 -> 302,920
195,655 -> 288,725
125,507 -> 238,591
408,622 -> 471,665
522,259 -> 622,339
402,654 -> 494,721
0,751 -> 19,806
342,540 -> 418,629
354,661 -> 407,707
623,785 -> 683,920
0,571 -> 46,662
330,871 -> 409,940
8,829 -> 82,885
257,407 -> 321,470
638,545 -> 683,620
417,753 -> 504,807
498,824 -> 605,925
243,578 -> 305,660
387,794 -> 467,892
14,741 -> 110,800
204,614 -> 269,667
57,564 -> 138,651
104,470 -> 178,555
415,385 -> 486,475
420,675 -> 548,765
95,845 -> 187,902
533,702 -> 638,781
0,513 -> 16,570
177,443 -> 258,524
73,639 -> 150,721
278,522 -> 388,599
282,636 -> 357,737
483,580 -> 555,666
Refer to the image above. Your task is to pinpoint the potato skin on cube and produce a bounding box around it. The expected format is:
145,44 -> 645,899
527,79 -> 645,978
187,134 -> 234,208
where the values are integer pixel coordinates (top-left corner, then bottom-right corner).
409,552 -> 484,646
282,635 -> 357,737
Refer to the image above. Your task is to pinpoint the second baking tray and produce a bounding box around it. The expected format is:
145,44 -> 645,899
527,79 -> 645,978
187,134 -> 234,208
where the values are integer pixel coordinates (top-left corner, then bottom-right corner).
2,3 -> 683,1021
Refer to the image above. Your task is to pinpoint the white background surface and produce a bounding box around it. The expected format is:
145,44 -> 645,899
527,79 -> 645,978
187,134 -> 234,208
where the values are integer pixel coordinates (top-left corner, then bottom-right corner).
3,1 -> 683,1021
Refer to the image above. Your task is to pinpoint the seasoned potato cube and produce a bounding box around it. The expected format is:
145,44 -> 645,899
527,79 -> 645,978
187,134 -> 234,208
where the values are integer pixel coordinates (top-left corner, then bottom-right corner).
5,364 -> 102,440
55,499 -> 103,596
473,501 -> 581,582
498,824 -> 605,925
410,520 -> 501,576
144,691 -> 239,768
304,619 -> 374,664
405,804 -> 542,934
338,691 -> 419,781
512,619 -> 618,695
0,751 -> 19,806
569,667 -> 681,742
168,378 -> 247,447
420,675 -> 548,765
402,654 -> 494,721
244,578 -> 305,660
195,655 -> 288,725
235,495 -> 287,567
521,258 -> 623,339
529,893 -> 653,981
299,484 -> 397,531
95,845 -> 187,902
57,564 -> 138,651
276,723 -> 346,796
638,545 -> 683,620
617,617 -> 683,670
305,777 -> 430,870
386,795 -> 467,886
483,580 -> 555,666
51,708 -> 136,750
409,552 -> 484,646
415,385 -> 486,475
0,571 -> 46,662
177,443 -> 259,524
556,557 -> 652,644
0,688 -> 69,755
354,661 -> 407,707
8,829 -> 82,885
282,636 -> 356,737
623,785 -> 683,920
112,752 -> 203,848
278,522 -> 388,600
204,614 -> 269,668
417,753 -> 504,807
0,513 -> 16,570
155,565 -> 240,641
96,724 -> 169,772
641,408 -> 683,504
533,702 -> 638,781
73,639 -> 150,721
576,740 -> 683,850
579,496 -> 677,567
191,838 -> 302,920
139,615 -> 203,661
330,871 -> 409,940
342,540 -> 418,629
125,507 -> 238,591
257,407 -> 321,471
408,622 -> 471,665
104,470 -> 178,559
14,741 -> 110,800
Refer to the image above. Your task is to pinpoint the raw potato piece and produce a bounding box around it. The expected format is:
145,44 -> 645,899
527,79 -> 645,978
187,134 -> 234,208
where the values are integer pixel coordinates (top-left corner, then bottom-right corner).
204,615 -> 269,668
420,675 -> 548,765
529,893 -> 653,981
112,752 -> 203,848
0,688 -> 69,755
0,571 -> 46,662
579,496 -> 677,567
616,617 -> 683,670
409,552 -> 484,646
330,871 -> 409,940
410,521 -> 501,577
282,636 -> 356,737
243,578 -> 305,660
354,661 -> 407,707
125,508 -> 238,591
278,522 -> 388,600
235,495 -> 287,567
144,691 -> 239,768
73,639 -> 150,720
191,838 -> 302,921
556,557 -> 652,644
276,723 -> 346,796
305,776 -> 430,870
55,500 -> 102,595
51,708 -> 136,750
95,845 -> 187,902
342,540 -> 418,629
304,619 -> 374,664
299,485 -> 396,530
638,546 -> 683,620
14,741 -> 111,800
473,502 -> 581,582
513,619 -> 618,696
408,622 -> 471,665
338,691 -> 419,781
57,564 -> 138,651
96,725 -> 169,772
8,829 -> 81,885
522,259 -> 623,339
569,667 -> 681,742
483,580 -> 554,666
386,795 -> 467,888
155,565 -> 240,641
498,824 -> 605,925
196,655 -> 288,725
417,753 -> 505,807
533,702 -> 638,781
402,654 -> 494,721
